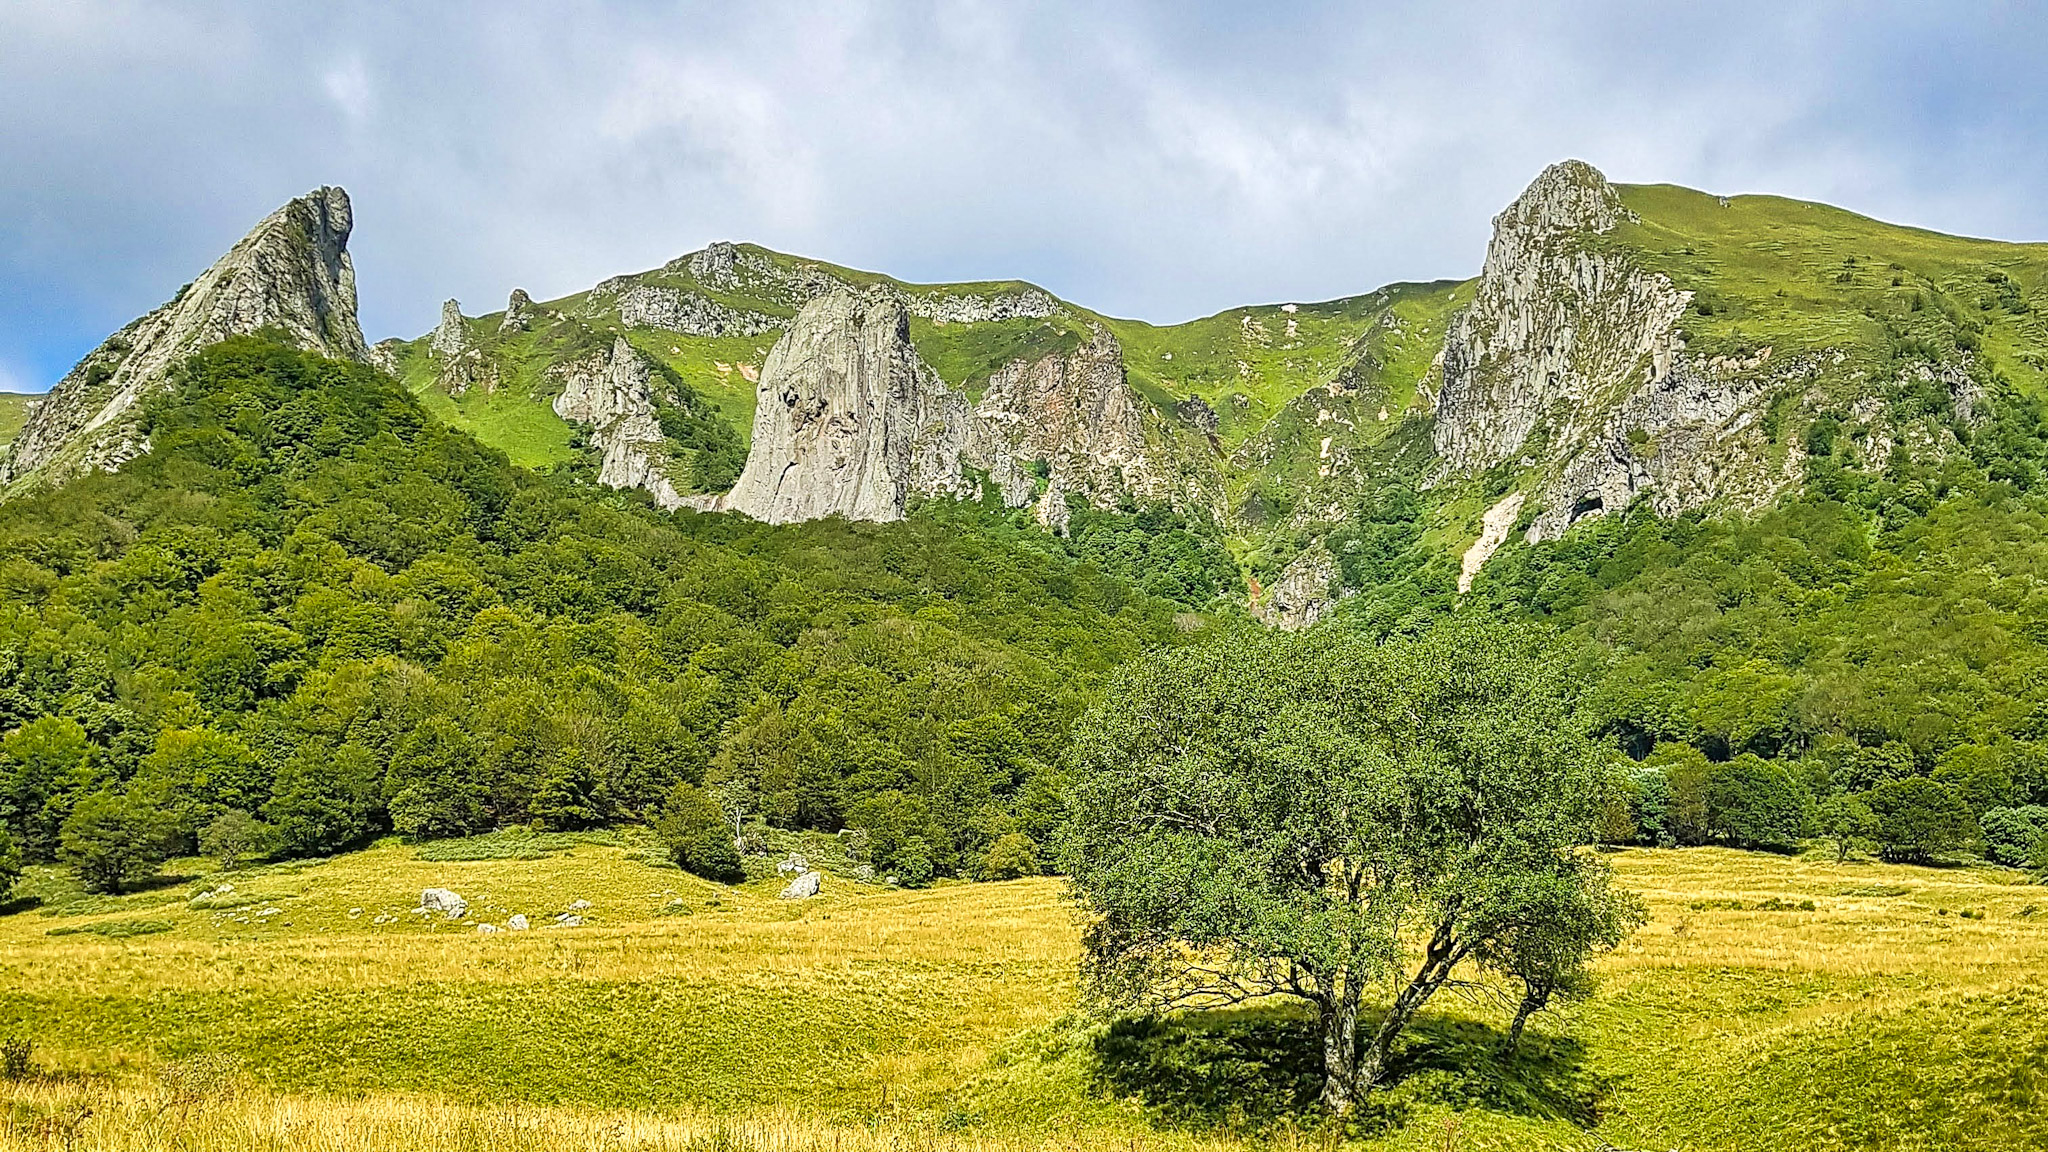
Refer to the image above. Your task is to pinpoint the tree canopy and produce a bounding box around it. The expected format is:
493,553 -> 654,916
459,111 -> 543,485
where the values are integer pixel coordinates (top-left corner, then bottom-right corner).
1060,616 -> 1633,1112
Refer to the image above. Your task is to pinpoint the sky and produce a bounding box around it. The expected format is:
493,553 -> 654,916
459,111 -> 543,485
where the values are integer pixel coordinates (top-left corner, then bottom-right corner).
5,1 -> 2048,393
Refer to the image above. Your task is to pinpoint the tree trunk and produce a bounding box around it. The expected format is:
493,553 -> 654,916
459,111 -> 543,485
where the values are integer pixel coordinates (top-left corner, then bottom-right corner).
1357,922 -> 1465,1092
1317,988 -> 1361,1114
1502,992 -> 1541,1057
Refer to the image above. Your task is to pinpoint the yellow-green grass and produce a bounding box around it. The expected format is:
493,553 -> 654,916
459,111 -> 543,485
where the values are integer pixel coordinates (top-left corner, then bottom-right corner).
0,393 -> 33,450
3,841 -> 2044,1150
1616,182 -> 2048,390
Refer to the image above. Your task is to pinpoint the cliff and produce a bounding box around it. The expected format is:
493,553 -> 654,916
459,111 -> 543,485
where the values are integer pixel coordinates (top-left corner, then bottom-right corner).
4,187 -> 368,488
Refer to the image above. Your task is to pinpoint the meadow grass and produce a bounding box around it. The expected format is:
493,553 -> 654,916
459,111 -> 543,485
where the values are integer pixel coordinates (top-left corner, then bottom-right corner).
2,841 -> 2042,1149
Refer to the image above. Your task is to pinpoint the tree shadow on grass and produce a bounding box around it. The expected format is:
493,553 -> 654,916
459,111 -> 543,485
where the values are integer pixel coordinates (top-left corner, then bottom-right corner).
1093,1004 -> 1608,1137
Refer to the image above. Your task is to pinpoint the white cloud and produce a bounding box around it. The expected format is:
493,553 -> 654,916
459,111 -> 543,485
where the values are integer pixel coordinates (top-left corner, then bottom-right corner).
4,0 -> 2048,379
322,54 -> 373,125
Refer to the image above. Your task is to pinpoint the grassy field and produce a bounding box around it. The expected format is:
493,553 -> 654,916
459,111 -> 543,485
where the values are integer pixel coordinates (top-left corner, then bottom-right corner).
4,837 -> 2042,1151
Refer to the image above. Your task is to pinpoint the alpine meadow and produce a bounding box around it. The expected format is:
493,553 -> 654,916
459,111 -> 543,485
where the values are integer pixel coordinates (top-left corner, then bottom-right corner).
9,10 -> 2048,1149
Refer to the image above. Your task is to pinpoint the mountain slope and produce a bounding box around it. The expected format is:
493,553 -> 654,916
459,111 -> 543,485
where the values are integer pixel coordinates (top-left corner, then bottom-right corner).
3,187 -> 368,490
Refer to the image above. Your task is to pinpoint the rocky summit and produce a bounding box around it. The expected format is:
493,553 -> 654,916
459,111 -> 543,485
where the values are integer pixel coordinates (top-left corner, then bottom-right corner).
6,187 -> 367,489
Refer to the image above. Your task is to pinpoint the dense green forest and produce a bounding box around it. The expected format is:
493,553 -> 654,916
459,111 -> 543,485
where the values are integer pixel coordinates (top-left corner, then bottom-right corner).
0,338 -> 1193,891
12,327 -> 2048,896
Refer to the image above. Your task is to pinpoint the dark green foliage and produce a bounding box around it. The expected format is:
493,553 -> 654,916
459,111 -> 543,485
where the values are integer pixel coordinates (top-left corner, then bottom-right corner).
58,791 -> 175,894
1702,754 -> 1809,851
1816,793 -> 1879,862
1978,805 -> 2048,867
655,782 -> 743,883
1061,503 -> 1241,608
1864,778 -> 1974,863
0,338 -> 1183,883
0,826 -> 19,904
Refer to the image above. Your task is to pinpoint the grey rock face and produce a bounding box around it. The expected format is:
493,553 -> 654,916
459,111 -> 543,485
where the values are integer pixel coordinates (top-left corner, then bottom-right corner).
549,337 -> 688,509
779,871 -> 822,900
602,283 -> 780,338
1252,542 -> 1338,630
717,288 -> 974,524
1434,160 -> 1797,548
5,186 -> 368,487
911,288 -> 1058,325
419,888 -> 467,919
430,299 -> 500,396
501,288 -> 536,334
430,299 -> 469,359
971,327 -> 1167,529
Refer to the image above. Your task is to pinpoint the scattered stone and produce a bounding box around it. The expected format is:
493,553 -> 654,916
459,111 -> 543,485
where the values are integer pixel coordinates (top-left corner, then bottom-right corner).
347,907 -> 363,918
779,871 -> 822,900
477,923 -> 500,934
419,888 -> 468,919
777,853 -> 809,876
553,913 -> 585,927
566,899 -> 592,911
507,914 -> 529,931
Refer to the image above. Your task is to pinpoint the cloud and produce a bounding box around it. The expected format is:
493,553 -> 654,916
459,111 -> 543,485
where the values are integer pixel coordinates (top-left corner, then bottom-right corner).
4,0 -> 2048,388
322,54 -> 373,126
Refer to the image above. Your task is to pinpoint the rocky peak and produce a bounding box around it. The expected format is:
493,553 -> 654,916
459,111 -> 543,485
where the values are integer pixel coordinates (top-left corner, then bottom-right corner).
3,185 -> 368,487
501,289 -> 535,334
715,287 -> 972,524
430,299 -> 468,358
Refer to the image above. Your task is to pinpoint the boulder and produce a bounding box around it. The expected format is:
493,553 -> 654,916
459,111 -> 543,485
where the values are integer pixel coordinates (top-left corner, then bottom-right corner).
776,853 -> 809,876
507,914 -> 529,931
419,888 -> 467,919
476,923 -> 500,934
779,871 -> 822,900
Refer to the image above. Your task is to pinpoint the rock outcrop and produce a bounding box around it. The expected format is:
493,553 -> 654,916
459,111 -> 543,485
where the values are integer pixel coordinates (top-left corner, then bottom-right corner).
550,337 -> 688,509
716,288 -> 972,524
971,327 -> 1167,528
430,299 -> 500,395
500,288 -> 536,334
4,186 -> 368,487
1252,542 -> 1339,630
1433,161 -> 1791,546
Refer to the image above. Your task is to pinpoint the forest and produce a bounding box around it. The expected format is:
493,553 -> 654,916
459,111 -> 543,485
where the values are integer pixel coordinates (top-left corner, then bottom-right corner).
7,333 -> 2048,899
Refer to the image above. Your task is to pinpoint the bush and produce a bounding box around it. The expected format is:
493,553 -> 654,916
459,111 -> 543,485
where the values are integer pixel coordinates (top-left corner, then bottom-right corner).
655,783 -> 743,883
0,827 -> 20,904
0,1035 -> 30,1081
198,810 -> 273,871
1980,806 -> 2048,867
1705,754 -> 1808,850
1817,793 -> 1879,862
1864,778 -> 1974,863
981,832 -> 1040,879
59,792 -> 176,894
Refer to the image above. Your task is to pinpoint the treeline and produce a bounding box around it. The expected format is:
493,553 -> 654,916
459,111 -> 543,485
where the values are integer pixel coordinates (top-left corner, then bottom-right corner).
0,338 -> 1186,893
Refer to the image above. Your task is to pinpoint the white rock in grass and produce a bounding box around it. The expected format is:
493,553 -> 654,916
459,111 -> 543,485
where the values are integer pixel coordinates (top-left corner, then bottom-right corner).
419,888 -> 468,919
507,914 -> 529,931
477,923 -> 500,934
779,871 -> 822,900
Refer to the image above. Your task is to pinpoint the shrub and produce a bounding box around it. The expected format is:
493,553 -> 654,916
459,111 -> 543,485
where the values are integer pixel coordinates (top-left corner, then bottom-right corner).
59,792 -> 176,894
981,832 -> 1040,880
1865,778 -> 1974,863
1705,755 -> 1808,850
0,1035 -> 30,1081
0,827 -> 20,903
198,810 -> 274,872
1817,793 -> 1879,862
1979,806 -> 2048,867
655,783 -> 744,884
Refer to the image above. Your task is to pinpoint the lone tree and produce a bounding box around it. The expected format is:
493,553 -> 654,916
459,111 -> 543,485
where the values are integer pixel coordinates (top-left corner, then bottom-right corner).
1061,617 -> 1634,1113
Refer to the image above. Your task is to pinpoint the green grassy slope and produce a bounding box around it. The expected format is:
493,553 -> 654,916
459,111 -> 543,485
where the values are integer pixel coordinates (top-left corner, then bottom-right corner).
0,393 -> 34,449
1616,183 -> 2048,389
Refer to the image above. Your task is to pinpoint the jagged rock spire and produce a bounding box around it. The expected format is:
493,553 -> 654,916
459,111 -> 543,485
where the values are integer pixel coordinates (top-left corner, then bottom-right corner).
4,186 -> 369,487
